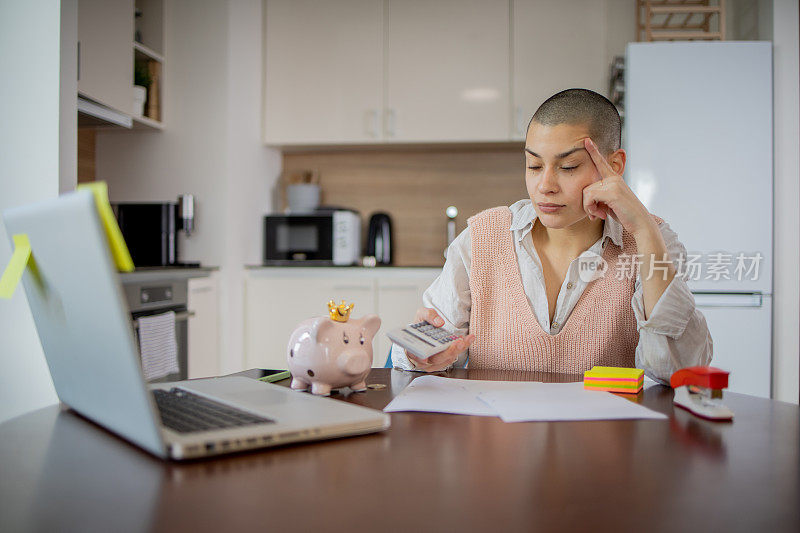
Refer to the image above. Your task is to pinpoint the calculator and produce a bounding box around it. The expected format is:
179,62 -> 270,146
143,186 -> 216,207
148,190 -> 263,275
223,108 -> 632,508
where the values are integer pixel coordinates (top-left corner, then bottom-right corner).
386,321 -> 460,360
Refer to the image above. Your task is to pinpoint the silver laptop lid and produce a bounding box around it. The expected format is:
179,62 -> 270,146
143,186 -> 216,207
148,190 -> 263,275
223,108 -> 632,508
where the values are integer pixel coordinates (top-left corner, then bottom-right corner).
3,190 -> 166,457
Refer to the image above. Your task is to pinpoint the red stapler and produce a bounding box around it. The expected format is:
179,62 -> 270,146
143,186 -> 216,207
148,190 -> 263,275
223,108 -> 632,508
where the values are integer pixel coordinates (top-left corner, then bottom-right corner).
670,367 -> 734,421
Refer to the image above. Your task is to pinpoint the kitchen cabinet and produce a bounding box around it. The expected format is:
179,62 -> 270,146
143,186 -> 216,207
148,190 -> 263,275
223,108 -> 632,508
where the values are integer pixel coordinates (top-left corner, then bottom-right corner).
188,274 -> 220,379
264,0 -> 508,145
244,268 -> 439,370
264,0 -> 612,146
510,0 -> 607,139
374,276 -> 436,363
385,0 -> 510,142
78,0 -> 133,115
263,0 -> 383,144
78,0 -> 164,129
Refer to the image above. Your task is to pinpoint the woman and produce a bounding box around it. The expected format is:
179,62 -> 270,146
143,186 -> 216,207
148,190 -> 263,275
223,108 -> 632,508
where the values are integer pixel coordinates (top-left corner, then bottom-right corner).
391,89 -> 712,383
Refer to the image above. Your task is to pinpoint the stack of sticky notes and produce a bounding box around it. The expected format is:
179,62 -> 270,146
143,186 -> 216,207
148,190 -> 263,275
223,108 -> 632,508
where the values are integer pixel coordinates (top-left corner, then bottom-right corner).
583,366 -> 644,394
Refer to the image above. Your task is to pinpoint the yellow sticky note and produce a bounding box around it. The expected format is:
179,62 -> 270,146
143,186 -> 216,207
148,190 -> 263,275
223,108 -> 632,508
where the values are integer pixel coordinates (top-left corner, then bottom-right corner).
77,182 -> 134,272
0,234 -> 32,299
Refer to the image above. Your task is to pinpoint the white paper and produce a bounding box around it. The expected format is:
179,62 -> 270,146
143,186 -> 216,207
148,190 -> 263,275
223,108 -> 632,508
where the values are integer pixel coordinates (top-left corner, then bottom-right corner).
383,375 -> 667,423
478,382 -> 667,423
383,375 -> 498,416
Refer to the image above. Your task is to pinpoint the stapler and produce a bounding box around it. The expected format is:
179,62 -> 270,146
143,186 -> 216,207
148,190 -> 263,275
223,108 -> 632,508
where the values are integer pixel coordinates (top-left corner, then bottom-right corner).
670,366 -> 733,421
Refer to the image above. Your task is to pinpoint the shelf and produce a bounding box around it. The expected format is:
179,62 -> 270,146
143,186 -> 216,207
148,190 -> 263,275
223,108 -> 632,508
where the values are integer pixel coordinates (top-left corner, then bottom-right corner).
133,41 -> 164,63
650,31 -> 722,40
78,96 -> 133,128
131,114 -> 164,130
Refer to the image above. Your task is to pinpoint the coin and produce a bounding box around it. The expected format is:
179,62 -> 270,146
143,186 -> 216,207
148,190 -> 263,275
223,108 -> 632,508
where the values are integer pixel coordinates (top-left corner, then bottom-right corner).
367,383 -> 386,390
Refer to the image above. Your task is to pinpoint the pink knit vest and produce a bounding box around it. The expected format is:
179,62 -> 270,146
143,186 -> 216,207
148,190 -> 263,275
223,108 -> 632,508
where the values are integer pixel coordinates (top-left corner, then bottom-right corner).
467,206 -> 662,373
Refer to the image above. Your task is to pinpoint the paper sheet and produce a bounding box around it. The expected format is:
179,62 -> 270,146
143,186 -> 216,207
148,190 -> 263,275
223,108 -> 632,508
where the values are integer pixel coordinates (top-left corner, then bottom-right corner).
383,375 -> 499,416
478,382 -> 667,423
1,183 -> 134,300
0,234 -> 31,299
383,375 -> 666,422
76,182 -> 134,272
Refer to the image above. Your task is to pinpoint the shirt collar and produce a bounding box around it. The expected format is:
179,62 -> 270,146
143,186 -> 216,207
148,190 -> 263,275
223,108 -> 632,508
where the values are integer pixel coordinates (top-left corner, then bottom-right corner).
508,199 -> 624,248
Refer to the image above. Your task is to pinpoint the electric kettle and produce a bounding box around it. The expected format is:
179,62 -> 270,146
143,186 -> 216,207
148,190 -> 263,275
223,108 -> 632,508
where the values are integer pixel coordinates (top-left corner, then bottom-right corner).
365,212 -> 393,265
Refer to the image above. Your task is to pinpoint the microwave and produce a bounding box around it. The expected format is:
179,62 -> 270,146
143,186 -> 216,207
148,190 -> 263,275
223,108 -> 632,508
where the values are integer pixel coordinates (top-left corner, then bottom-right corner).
263,210 -> 361,266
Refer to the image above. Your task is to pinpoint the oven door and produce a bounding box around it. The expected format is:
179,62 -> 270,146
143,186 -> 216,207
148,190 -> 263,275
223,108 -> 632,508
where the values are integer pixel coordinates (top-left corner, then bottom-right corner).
132,307 -> 192,383
263,215 -> 334,264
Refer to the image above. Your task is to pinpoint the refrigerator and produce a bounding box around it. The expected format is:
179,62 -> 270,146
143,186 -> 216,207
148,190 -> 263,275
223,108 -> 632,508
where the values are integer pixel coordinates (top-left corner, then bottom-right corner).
625,42 -> 773,398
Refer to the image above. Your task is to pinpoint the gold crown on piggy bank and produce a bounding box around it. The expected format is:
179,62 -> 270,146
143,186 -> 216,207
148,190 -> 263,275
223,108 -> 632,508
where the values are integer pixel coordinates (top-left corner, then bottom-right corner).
328,300 -> 354,322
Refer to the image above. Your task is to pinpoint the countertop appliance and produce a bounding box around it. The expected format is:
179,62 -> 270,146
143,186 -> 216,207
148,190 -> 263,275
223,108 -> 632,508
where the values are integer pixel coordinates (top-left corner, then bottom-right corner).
114,196 -> 196,267
263,209 -> 361,266
626,42 -> 772,398
365,212 -> 393,265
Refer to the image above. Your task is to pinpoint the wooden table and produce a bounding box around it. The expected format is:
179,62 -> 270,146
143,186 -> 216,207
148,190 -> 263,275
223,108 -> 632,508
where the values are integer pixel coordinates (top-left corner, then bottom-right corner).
1,368 -> 798,532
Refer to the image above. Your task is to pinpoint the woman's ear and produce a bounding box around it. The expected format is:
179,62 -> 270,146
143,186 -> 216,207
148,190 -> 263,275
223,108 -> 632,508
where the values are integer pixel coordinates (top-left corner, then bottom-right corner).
608,148 -> 627,176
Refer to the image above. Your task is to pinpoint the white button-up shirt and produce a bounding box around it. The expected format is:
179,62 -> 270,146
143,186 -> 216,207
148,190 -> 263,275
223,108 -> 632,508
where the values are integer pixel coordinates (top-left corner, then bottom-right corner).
391,199 -> 713,383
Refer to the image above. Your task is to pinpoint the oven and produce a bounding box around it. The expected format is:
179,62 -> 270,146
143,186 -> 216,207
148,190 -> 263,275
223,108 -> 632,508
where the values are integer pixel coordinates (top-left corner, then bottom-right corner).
122,278 -> 193,383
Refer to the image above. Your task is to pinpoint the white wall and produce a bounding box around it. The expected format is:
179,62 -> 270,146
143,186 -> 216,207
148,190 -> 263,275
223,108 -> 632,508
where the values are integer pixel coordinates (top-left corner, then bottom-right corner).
60,0 -> 78,192
222,0 -> 282,373
96,0 -> 282,374
771,0 -> 799,404
0,0 -> 63,423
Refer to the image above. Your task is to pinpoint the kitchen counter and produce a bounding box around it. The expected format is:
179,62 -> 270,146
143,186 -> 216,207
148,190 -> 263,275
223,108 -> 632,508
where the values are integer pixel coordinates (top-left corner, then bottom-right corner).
246,264 -> 441,270
118,266 -> 218,284
245,265 -> 441,279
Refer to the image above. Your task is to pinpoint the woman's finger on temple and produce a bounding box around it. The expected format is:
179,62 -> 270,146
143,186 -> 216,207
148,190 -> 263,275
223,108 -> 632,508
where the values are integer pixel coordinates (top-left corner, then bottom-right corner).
584,138 -> 615,178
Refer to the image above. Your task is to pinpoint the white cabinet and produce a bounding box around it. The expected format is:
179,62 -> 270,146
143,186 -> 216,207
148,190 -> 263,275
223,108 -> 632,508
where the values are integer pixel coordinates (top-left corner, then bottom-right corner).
264,0 -> 509,145
263,0 -> 383,144
510,0 -> 607,139
374,275 -> 437,364
187,274 -> 220,379
385,0 -> 510,142
245,270 -> 376,369
78,0 -> 134,114
244,268 -> 439,370
264,0 -> 614,145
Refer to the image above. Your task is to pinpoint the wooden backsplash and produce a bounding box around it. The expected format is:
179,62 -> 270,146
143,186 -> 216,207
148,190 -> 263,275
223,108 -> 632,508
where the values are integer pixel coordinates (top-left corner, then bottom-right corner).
78,129 -> 96,183
283,146 -> 529,266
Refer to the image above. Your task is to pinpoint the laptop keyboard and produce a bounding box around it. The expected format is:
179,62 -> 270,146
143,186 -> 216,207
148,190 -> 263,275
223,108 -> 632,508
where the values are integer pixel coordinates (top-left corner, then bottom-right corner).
152,388 -> 274,434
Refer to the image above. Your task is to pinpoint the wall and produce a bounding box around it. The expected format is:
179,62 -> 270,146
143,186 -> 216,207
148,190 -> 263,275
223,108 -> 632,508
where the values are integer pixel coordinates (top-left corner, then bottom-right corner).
282,148 -> 527,266
60,0 -> 78,193
771,0 -> 799,403
97,0 -> 230,267
0,0 -> 63,423
222,0 -> 282,373
96,0 -> 281,374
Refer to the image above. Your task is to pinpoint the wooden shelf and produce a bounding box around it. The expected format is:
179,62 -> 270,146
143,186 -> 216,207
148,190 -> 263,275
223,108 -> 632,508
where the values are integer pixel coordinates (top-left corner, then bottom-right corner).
650,31 -> 722,40
131,114 -> 164,131
649,5 -> 720,14
133,41 -> 163,63
637,0 -> 726,42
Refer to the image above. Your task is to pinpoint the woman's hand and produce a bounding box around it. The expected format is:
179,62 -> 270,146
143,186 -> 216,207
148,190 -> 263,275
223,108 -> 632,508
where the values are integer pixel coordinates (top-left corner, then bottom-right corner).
581,137 -> 658,240
404,307 -> 475,373
582,137 -> 676,318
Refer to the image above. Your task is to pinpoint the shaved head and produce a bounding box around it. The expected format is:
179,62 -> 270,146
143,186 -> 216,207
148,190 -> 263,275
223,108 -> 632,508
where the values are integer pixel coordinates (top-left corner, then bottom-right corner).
529,89 -> 621,154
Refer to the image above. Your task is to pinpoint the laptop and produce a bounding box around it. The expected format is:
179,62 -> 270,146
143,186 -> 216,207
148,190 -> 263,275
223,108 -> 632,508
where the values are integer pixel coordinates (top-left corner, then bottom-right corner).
3,190 -> 389,460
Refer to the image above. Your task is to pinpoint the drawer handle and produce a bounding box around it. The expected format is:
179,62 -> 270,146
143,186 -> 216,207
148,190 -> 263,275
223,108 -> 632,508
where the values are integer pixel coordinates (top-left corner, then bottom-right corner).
332,285 -> 372,291
190,286 -> 213,294
693,293 -> 762,308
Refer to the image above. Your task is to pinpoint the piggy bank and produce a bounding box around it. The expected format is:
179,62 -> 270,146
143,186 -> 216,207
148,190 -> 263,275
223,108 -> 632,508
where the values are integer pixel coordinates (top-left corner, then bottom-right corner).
287,302 -> 381,396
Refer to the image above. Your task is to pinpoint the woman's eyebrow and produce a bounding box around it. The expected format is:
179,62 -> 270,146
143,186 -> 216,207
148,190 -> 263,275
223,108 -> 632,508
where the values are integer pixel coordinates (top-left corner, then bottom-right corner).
524,146 -> 586,159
